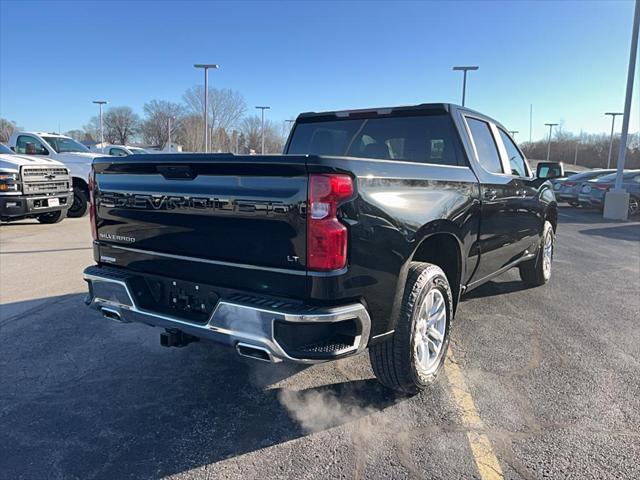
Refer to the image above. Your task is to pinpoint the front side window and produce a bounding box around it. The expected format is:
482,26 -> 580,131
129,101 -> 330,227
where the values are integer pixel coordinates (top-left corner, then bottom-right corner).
498,129 -> 528,177
287,114 -> 464,166
42,136 -> 89,153
465,118 -> 502,174
109,148 -> 128,156
16,135 -> 48,155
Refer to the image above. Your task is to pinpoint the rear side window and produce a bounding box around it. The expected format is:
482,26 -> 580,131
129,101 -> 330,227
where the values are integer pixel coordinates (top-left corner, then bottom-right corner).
498,129 -> 528,177
465,117 -> 503,174
287,115 -> 465,166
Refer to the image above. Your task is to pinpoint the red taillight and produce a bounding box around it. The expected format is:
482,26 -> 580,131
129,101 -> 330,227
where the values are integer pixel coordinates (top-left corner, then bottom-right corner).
88,168 -> 97,240
307,174 -> 353,271
563,181 -> 576,187
594,183 -> 611,191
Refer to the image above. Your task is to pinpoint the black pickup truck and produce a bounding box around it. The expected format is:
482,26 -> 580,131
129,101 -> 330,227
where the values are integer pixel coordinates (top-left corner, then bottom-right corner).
83,103 -> 557,394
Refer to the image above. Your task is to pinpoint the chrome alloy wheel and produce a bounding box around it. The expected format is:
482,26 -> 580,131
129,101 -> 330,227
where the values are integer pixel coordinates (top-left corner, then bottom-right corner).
414,289 -> 447,376
542,229 -> 554,279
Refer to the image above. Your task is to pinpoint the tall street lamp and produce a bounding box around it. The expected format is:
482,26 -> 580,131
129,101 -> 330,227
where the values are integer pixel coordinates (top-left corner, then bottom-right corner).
92,100 -> 107,153
605,0 -> 639,220
194,64 -> 219,153
255,106 -> 270,154
544,123 -> 558,161
167,115 -> 176,151
605,112 -> 623,168
452,66 -> 479,106
509,130 -> 519,139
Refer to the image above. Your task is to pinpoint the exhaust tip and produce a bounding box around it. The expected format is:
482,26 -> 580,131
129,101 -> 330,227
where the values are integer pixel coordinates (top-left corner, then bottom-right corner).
236,342 -> 274,363
100,306 -> 125,323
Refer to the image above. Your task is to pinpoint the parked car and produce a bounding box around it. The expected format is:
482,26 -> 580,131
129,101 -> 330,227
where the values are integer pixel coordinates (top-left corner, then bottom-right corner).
555,169 -> 615,206
0,143 -> 73,223
7,131 -> 110,218
83,103 -> 558,394
578,170 -> 640,216
90,145 -> 149,156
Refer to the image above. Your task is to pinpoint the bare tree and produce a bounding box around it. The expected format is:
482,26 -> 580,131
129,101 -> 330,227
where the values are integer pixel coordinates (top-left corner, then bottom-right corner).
103,107 -> 140,145
141,100 -> 185,148
64,129 -> 86,142
179,113 -> 204,152
240,115 -> 285,154
182,85 -> 246,150
520,130 -> 640,169
0,118 -> 16,143
83,116 -> 101,142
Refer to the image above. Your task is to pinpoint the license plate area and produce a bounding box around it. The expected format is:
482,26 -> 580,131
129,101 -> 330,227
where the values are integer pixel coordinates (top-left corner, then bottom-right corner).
48,198 -> 60,207
127,273 -> 220,323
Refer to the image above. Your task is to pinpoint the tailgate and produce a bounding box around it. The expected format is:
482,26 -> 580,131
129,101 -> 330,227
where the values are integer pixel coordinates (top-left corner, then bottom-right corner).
93,154 -> 308,297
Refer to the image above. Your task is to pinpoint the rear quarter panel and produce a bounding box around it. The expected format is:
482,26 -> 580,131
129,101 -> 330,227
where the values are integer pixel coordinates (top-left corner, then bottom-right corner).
305,155 -> 481,337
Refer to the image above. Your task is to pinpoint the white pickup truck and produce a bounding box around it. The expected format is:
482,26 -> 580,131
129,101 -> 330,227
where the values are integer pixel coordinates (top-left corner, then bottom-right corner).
8,131 -> 110,217
0,143 -> 73,223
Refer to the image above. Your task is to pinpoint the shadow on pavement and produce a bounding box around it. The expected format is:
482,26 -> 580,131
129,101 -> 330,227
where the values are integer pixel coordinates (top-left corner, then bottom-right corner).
578,224 -> 640,241
462,279 -> 532,300
557,206 -> 639,225
0,293 -> 402,479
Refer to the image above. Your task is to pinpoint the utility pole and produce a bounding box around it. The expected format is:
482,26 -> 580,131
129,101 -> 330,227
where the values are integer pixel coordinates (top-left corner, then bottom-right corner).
529,104 -> 533,143
194,64 -> 219,153
544,123 -> 558,161
233,130 -> 239,154
509,130 -> 519,139
574,142 -> 579,165
452,66 -> 479,107
605,112 -> 623,168
167,115 -> 174,151
605,0 -> 639,219
255,106 -> 270,154
92,100 -> 108,153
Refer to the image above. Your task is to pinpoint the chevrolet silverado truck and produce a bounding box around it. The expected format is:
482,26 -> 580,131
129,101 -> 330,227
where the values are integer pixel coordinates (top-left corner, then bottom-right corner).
8,131 -> 111,218
0,143 -> 73,223
83,103 -> 557,394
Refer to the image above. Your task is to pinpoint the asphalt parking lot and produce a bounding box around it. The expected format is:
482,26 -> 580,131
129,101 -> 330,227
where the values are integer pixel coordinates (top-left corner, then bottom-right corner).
1,208 -> 639,480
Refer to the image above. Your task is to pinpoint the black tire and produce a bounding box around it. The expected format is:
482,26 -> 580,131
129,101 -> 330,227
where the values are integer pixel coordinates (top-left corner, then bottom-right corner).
369,262 -> 453,395
569,201 -> 580,207
37,209 -> 66,224
629,196 -> 639,217
519,220 -> 554,287
68,186 -> 88,218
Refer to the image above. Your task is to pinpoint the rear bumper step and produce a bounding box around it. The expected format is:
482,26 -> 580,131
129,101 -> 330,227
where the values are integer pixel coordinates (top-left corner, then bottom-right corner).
83,265 -> 371,363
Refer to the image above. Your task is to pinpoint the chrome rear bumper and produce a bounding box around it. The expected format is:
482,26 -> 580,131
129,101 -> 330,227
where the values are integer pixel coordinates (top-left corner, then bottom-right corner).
83,266 -> 371,364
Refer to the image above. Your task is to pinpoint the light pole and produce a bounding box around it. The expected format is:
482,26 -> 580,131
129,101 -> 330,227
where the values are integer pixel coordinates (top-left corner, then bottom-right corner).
167,115 -> 175,151
605,112 -> 623,168
452,66 -> 479,106
92,100 -> 107,152
255,106 -> 270,154
544,123 -> 558,161
529,104 -> 533,143
604,0 -> 639,220
194,64 -> 219,153
509,130 -> 519,139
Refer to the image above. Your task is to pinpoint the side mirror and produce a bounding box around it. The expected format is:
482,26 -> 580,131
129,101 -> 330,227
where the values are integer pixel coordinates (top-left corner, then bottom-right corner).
9,146 -> 15,152
536,161 -> 564,180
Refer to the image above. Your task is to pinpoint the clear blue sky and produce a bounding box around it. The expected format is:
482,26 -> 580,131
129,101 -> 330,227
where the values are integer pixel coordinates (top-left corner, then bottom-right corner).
0,0 -> 637,141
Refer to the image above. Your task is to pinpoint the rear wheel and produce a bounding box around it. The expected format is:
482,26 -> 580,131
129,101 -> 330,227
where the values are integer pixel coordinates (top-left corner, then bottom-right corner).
369,263 -> 453,395
37,210 -> 66,224
629,196 -> 639,217
68,186 -> 88,218
569,201 -> 580,207
519,220 -> 554,286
